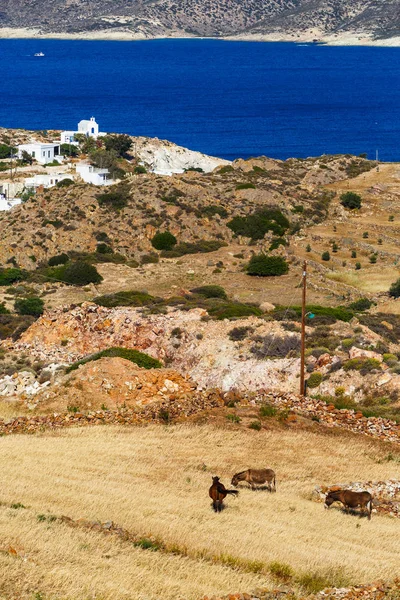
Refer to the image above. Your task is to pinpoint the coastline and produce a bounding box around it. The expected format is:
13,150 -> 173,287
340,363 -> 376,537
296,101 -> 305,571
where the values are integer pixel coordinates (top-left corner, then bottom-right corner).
0,26 -> 400,47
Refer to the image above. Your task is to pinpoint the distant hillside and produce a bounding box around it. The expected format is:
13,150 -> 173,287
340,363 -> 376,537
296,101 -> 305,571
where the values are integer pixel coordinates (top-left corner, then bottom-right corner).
0,0 -> 399,43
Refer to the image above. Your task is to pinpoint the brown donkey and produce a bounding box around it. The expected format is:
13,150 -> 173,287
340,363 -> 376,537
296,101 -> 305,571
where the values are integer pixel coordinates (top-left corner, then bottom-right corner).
231,469 -> 276,491
209,476 -> 239,512
325,489 -> 373,520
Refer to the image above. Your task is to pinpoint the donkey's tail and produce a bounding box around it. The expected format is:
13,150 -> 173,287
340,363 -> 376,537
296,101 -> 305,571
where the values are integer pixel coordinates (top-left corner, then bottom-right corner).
367,499 -> 372,519
273,476 -> 276,492
226,489 -> 239,496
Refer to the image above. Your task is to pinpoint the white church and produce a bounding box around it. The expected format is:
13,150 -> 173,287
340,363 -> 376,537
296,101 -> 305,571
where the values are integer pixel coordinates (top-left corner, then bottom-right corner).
60,117 -> 105,145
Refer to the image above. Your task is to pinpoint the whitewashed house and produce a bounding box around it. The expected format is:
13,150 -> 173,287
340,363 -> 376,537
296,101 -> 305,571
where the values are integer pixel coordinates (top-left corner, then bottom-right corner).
24,173 -> 74,191
60,117 -> 105,145
17,142 -> 62,165
76,163 -> 113,186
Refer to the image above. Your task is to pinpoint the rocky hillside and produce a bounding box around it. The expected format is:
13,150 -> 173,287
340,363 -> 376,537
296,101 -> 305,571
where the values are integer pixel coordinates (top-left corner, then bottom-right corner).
0,153 -> 373,269
0,0 -> 398,43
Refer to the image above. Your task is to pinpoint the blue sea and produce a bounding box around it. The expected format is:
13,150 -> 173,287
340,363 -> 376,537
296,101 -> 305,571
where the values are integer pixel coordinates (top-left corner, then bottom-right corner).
1,38 -> 400,161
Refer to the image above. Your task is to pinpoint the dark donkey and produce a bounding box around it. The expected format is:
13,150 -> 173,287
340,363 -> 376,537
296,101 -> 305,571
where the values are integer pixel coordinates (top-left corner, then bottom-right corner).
325,489 -> 373,520
231,468 -> 276,491
209,476 -> 239,512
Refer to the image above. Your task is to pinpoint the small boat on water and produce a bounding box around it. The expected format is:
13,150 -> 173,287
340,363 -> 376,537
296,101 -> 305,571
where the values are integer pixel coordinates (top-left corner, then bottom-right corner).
34,52 -> 45,57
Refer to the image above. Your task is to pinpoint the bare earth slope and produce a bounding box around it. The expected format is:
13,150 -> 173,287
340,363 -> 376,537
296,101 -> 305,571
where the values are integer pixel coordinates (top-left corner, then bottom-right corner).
0,0 -> 399,43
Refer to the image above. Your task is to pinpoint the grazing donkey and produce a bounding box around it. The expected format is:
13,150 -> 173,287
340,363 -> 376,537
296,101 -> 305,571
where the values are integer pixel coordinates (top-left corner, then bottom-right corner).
209,476 -> 239,512
325,489 -> 373,520
231,468 -> 276,492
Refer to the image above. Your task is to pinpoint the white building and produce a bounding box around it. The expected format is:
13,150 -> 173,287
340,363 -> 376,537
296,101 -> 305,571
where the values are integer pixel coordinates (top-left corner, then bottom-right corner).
0,181 -> 24,210
76,163 -> 114,186
60,117 -> 105,145
17,143 -> 62,165
24,173 -> 74,191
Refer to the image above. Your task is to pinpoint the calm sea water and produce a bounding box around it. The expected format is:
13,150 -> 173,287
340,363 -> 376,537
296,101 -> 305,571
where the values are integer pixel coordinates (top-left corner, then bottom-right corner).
1,38 -> 400,161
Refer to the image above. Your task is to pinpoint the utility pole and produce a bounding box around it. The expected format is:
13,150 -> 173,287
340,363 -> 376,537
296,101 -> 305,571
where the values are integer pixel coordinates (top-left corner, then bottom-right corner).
300,261 -> 307,396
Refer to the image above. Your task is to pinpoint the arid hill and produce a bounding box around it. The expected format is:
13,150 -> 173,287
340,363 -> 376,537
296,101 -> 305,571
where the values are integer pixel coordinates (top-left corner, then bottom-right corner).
0,0 -> 398,42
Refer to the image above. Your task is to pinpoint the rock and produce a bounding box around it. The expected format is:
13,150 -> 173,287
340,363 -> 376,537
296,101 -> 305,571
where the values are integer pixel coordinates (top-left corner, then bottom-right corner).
259,302 -> 275,313
349,347 -> 383,362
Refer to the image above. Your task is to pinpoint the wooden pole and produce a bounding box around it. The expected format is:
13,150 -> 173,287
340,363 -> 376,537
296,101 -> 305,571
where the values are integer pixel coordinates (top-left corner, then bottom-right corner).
300,261 -> 307,396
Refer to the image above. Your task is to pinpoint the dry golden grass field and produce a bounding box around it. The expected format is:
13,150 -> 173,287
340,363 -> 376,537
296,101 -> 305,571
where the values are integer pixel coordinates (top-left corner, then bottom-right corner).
1,424 -> 400,599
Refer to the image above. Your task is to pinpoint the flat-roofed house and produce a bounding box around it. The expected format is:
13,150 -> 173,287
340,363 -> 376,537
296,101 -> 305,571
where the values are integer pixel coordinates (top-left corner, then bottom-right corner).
17,142 -> 62,165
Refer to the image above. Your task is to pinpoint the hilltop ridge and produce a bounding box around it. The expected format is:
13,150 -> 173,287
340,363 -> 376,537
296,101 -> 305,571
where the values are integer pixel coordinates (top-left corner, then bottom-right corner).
0,0 -> 399,45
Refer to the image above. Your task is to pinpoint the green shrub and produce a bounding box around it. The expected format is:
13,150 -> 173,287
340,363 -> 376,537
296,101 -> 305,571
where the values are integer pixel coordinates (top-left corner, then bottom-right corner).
206,301 -> 262,320
161,240 -> 225,257
151,231 -> 177,251
348,298 -> 373,311
226,413 -> 241,423
97,189 -> 128,210
66,347 -> 162,373
340,192 -> 362,210
260,404 -> 277,418
269,237 -> 287,251
58,261 -> 103,286
200,205 -> 228,219
343,357 -> 381,374
306,244 -> 311,252
14,297 -> 44,317
362,231 -> 369,239
0,268 -> 26,286
94,290 -> 155,308
351,250 -> 357,258
355,262 -> 361,270
60,144 -> 79,157
217,165 -> 234,174
134,165 -> 147,174
48,253 -> 69,267
236,183 -> 256,190
307,372 -> 323,388
96,243 -> 113,255
56,178 -> 74,188
227,209 -> 289,241
246,254 -> 289,277
191,285 -> 227,299
321,251 -> 330,261
383,353 -> 398,364
249,421 -> 262,431
228,326 -> 252,341
389,278 -> 400,298
141,253 -> 159,265
0,302 -> 9,314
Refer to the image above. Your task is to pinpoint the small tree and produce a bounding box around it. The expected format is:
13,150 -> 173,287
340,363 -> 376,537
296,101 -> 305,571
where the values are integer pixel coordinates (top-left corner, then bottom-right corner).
340,192 -> 362,210
306,244 -> 311,252
369,254 -> 377,264
321,251 -> 330,261
355,262 -> 361,270
362,231 -> 369,239
332,242 -> 338,253
14,297 -> 44,317
246,254 -> 289,277
389,278 -> 400,298
60,143 -> 79,157
151,231 -> 177,251
61,261 -> 103,286
351,250 -> 357,258
103,134 -> 132,157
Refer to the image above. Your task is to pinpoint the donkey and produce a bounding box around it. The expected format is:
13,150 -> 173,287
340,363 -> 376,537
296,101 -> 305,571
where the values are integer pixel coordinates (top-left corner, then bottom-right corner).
231,468 -> 276,492
325,489 -> 373,520
209,476 -> 239,512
